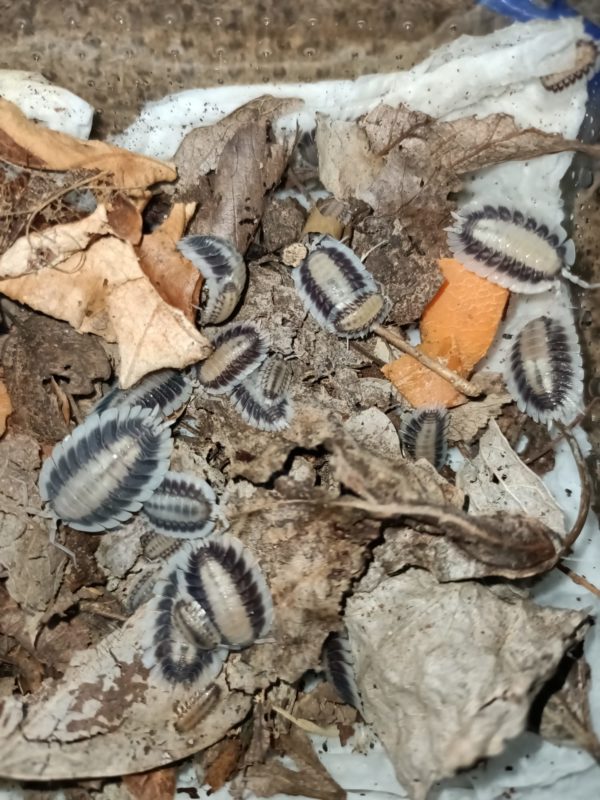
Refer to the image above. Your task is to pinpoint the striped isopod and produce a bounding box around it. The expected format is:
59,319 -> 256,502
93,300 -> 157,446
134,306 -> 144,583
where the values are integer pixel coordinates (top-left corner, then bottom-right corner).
173,534 -> 274,650
400,407 -> 449,471
293,235 -> 390,338
142,470 -> 217,539
446,204 -> 575,293
505,311 -> 583,424
93,368 -> 193,420
196,321 -> 268,395
230,356 -> 293,432
38,405 -> 172,533
177,234 -> 247,324
173,684 -> 222,733
541,39 -> 599,92
321,629 -> 363,713
142,568 -> 226,686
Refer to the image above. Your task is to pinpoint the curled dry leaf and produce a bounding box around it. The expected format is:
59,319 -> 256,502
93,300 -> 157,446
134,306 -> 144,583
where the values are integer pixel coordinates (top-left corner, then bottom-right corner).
382,259 -> 508,408
346,567 -> 589,800
0,206 -> 210,388
456,419 -> 566,535
0,98 -> 176,189
447,392 -> 512,444
136,202 -> 201,323
122,766 -> 177,800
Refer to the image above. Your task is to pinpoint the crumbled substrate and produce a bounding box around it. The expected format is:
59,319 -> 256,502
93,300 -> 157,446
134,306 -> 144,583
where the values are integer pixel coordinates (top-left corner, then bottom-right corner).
261,196 -> 307,252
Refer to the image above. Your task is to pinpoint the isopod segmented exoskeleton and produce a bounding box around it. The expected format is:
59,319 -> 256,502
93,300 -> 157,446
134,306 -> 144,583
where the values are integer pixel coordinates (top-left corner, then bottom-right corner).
177,234 -> 247,325
172,534 -> 274,650
39,405 -> 172,533
92,368 -> 193,421
293,235 -> 390,338
321,628 -> 363,713
230,356 -> 294,432
541,38 -> 599,92
142,568 -> 226,686
400,407 -> 449,471
446,204 -> 576,293
505,309 -> 583,425
196,321 -> 268,395
142,470 -> 217,539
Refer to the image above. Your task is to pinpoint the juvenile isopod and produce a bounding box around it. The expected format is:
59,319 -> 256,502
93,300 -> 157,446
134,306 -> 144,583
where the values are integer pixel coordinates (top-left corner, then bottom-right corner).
322,629 -> 362,713
39,405 -> 172,533
293,235 -> 390,338
173,534 -> 274,650
173,684 -> 222,733
177,234 -> 247,324
230,356 -> 293,432
142,470 -> 217,539
143,568 -> 226,686
400,407 -> 449,471
505,311 -> 583,424
141,531 -> 186,561
446,204 -> 576,293
196,322 -> 268,395
93,368 -> 193,420
541,39 -> 599,92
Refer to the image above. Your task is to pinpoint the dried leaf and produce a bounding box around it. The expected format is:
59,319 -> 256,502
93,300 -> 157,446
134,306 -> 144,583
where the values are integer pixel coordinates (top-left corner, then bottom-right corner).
136,202 -> 200,323
346,567 -> 589,800
447,392 -> 512,444
536,654 -> 600,760
190,119 -> 292,253
0,206 -> 210,388
0,98 -> 176,189
382,259 -> 508,407
203,737 -> 243,792
238,726 -> 345,800
456,419 -> 566,534
0,381 -> 12,436
1,315 -> 111,443
106,194 -> 143,245
123,766 -> 177,800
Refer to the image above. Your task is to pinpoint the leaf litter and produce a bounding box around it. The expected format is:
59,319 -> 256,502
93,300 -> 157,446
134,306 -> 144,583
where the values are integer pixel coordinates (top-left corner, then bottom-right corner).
0,59 -> 597,800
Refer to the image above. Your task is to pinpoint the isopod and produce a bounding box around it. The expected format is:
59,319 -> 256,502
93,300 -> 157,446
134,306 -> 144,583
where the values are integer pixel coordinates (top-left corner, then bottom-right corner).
93,368 -> 193,420
446,204 -> 575,293
322,629 -> 362,713
230,356 -> 293,432
505,311 -> 583,424
177,234 -> 247,324
541,39 -> 599,92
39,405 -> 172,532
400,407 -> 448,471
144,568 -> 226,686
173,684 -> 222,733
142,470 -> 217,539
293,235 -> 390,338
174,534 -> 273,650
196,322 -> 268,395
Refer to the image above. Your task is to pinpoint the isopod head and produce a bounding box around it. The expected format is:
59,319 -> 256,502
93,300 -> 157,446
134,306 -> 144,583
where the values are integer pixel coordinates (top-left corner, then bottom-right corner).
39,405 -> 172,533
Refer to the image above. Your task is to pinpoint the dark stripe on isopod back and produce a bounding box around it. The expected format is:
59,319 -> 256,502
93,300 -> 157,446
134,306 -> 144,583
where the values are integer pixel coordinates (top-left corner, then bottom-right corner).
196,322 -> 268,395
401,407 -> 448,471
39,405 -> 172,532
322,629 -> 362,712
142,470 -> 217,538
230,379 -> 292,432
93,369 -> 193,419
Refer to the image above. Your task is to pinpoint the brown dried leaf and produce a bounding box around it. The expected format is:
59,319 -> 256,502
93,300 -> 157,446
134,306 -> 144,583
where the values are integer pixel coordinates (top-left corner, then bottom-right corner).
106,194 -> 143,245
0,207 -> 210,388
447,392 -> 512,444
537,654 -> 600,761
0,380 -> 12,436
346,568 -> 589,800
203,737 -> 244,792
239,727 -> 345,800
136,202 -> 201,323
123,766 -> 177,800
0,98 -> 176,189
1,315 -> 111,443
190,118 -> 293,253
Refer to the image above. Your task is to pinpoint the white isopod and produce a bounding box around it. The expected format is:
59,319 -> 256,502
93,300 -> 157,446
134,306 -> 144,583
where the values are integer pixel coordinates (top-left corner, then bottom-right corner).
142,470 -> 217,539
196,321 -> 268,395
93,368 -> 193,420
400,407 -> 449,471
321,628 -> 363,713
39,405 -> 172,532
230,356 -> 293,432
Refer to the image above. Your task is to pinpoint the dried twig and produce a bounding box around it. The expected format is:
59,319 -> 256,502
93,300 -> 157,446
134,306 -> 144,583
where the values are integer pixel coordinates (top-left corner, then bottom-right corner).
372,323 -> 483,398
558,424 -> 591,554
524,398 -> 599,465
556,563 -> 600,599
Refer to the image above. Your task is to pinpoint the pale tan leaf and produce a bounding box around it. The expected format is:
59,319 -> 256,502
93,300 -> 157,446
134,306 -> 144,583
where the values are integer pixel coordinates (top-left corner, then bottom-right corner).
0,381 -> 12,436
0,98 -> 176,189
